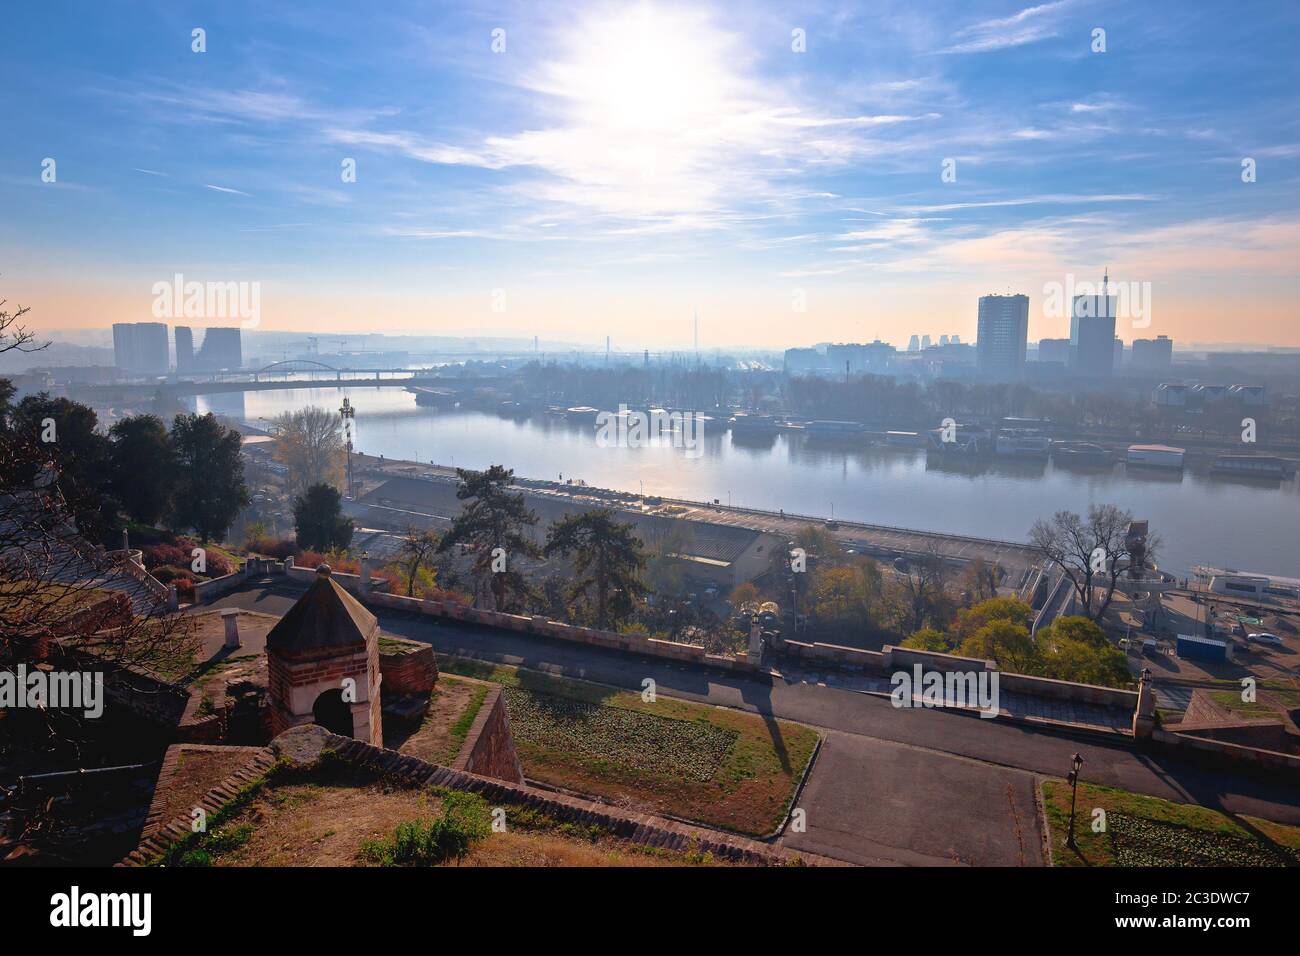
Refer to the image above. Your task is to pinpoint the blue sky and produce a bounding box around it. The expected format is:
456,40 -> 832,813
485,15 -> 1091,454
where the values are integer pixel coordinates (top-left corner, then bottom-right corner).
1,0 -> 1297,348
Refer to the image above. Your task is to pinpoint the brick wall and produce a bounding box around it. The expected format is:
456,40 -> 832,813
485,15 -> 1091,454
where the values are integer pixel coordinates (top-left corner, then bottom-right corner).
379,645 -> 438,695
451,685 -> 524,785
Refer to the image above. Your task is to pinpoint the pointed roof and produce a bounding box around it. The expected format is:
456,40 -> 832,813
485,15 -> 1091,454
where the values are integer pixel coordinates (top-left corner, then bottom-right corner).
266,565 -> 377,655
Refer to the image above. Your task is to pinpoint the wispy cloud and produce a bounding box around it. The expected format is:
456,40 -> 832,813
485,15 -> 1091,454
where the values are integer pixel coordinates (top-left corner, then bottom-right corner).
940,1 -> 1072,54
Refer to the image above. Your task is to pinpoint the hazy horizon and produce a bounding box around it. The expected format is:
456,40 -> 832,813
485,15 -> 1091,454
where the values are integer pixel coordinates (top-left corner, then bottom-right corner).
3,0 -> 1298,348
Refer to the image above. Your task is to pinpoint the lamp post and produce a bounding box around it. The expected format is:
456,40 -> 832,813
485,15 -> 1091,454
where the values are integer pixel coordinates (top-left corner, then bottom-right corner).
339,396 -> 356,499
1066,752 -> 1084,849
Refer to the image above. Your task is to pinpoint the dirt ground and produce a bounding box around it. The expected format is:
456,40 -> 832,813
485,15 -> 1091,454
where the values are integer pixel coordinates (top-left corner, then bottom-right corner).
211,780 -> 737,867
384,678 -> 483,765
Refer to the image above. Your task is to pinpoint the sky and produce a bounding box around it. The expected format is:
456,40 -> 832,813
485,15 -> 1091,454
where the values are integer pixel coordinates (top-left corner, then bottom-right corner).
1,0 -> 1298,350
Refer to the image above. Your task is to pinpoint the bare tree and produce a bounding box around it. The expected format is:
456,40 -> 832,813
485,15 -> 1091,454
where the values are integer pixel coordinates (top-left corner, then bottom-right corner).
271,406 -> 345,498
0,296 -> 47,357
1029,504 -> 1134,621
893,542 -> 950,633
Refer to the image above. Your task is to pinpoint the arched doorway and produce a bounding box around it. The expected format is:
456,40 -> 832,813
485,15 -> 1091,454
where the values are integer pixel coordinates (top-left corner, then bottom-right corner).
312,689 -> 353,737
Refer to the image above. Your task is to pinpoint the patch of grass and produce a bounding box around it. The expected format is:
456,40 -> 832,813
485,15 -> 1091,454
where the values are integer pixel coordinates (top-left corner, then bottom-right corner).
438,655 -> 818,836
1209,689 -> 1300,719
1042,779 -> 1300,867
448,684 -> 490,756
360,791 -> 491,866
504,686 -> 738,783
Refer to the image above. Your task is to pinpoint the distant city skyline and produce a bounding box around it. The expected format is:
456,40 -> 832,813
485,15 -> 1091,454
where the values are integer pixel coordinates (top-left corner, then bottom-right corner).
2,1 -> 1298,347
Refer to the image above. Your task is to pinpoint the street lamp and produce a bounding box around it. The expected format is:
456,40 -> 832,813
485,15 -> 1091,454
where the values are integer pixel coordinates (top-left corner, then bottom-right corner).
1066,752 -> 1084,849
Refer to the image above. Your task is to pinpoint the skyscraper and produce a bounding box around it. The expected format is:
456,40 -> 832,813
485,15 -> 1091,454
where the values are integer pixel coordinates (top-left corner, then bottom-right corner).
976,293 -> 1030,380
196,327 -> 243,371
175,326 -> 194,374
1069,270 -> 1117,377
112,322 -> 169,374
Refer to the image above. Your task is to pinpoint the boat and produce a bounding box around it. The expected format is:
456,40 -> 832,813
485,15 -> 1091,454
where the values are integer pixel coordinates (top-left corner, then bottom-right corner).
1210,455 -> 1291,479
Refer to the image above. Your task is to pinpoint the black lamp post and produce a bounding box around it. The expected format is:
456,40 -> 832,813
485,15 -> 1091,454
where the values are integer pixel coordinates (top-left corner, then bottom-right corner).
1066,752 -> 1084,849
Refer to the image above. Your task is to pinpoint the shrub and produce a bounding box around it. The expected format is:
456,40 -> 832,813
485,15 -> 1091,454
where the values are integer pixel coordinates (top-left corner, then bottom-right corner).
245,535 -> 296,560
361,791 -> 491,866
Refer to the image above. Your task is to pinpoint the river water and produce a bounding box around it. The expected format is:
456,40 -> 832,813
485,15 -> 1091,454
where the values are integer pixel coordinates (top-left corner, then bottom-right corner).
190,385 -> 1300,578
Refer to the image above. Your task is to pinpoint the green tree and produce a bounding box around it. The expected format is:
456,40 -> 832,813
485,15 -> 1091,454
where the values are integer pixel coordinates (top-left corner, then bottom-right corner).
293,483 -> 354,552
10,393 -> 114,539
957,618 -> 1037,673
901,628 -> 950,651
109,414 -> 178,525
950,597 -> 1033,645
545,509 -> 646,629
438,465 -> 539,611
1034,616 -> 1131,687
170,412 -> 250,543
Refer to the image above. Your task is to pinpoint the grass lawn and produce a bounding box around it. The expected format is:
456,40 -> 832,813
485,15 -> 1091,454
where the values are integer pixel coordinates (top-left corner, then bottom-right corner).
1042,779 -> 1300,867
161,756 -> 748,867
1208,689 -> 1300,720
438,656 -> 819,837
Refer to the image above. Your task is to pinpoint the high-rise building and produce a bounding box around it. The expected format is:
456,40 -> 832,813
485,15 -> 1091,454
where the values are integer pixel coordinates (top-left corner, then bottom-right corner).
175,326 -> 194,374
1131,335 -> 1174,370
1037,338 -> 1071,364
1069,270 -> 1117,377
976,293 -> 1030,380
112,322 -> 169,374
921,335 -> 933,350
1114,337 -> 1125,369
196,327 -> 242,371
907,335 -> 920,352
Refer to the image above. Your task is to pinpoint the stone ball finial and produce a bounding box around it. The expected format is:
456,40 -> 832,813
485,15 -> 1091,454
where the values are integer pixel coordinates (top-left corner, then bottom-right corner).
316,563 -> 332,577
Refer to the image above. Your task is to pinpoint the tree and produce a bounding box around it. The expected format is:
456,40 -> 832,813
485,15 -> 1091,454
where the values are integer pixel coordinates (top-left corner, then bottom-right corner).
950,597 -> 1033,645
960,558 -> 1001,604
9,394 -> 114,541
0,296 -> 45,358
957,618 -> 1037,673
901,628 -> 950,651
891,544 -> 951,633
730,582 -> 761,609
170,413 -> 250,543
809,558 -> 883,639
642,520 -> 693,596
1036,617 -> 1131,686
545,509 -> 646,630
108,414 -> 178,525
395,526 -> 441,597
438,465 -> 539,611
293,483 -> 354,552
272,406 -> 345,498
1029,504 -> 1133,621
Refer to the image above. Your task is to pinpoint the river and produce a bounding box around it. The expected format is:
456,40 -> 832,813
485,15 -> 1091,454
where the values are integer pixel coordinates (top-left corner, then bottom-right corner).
188,385 -> 1300,578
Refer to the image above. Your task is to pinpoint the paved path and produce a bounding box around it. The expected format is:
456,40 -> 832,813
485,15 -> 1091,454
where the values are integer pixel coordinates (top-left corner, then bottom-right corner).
781,731 -> 1044,866
206,582 -> 1300,839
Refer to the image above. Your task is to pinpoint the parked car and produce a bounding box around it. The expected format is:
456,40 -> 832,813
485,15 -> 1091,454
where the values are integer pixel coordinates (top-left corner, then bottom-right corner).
1248,633 -> 1283,645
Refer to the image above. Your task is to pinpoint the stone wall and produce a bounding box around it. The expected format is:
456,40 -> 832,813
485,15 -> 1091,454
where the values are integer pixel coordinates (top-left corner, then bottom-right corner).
361,588 -> 753,674
451,685 -> 524,785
